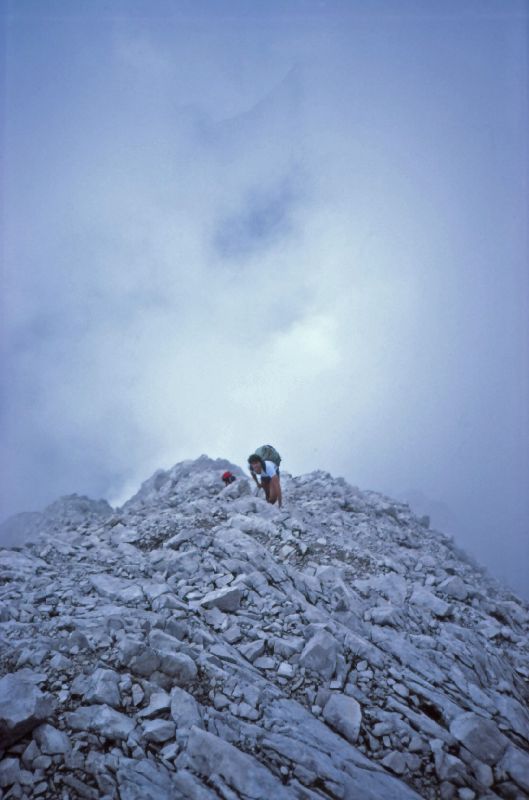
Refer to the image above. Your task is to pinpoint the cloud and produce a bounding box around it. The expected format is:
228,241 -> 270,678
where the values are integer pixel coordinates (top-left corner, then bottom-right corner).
212,174 -> 302,261
2,3 -> 528,599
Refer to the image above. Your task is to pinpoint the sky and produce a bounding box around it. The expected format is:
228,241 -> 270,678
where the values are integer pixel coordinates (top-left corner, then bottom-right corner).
1,0 -> 528,598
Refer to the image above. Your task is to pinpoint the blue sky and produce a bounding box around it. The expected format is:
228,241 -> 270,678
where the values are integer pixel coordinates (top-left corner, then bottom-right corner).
2,0 -> 528,597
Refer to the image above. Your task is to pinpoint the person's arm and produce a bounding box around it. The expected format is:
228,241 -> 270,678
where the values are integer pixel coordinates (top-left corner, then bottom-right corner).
250,469 -> 262,489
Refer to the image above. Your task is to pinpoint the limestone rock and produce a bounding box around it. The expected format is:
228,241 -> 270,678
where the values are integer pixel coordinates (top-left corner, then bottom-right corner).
0,757 -> 21,789
66,704 -> 136,741
498,745 -> 529,793
322,692 -> 362,743
299,630 -> 338,679
449,712 -> 509,765
0,673 -> 56,748
137,691 -> 171,719
158,651 -> 197,684
437,576 -> 469,601
409,587 -> 452,618
200,585 -> 243,612
170,687 -> 204,731
83,668 -> 121,708
0,455 -> 528,800
33,723 -> 71,754
186,727 -> 295,799
141,719 -> 176,743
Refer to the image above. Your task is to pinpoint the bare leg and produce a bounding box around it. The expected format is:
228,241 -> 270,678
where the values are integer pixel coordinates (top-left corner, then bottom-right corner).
262,477 -> 271,502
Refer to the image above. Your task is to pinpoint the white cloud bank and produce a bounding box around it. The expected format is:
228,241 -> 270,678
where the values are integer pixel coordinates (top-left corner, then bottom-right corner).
2,1 -> 528,597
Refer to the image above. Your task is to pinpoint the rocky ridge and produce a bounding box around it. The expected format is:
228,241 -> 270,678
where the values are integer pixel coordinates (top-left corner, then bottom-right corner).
0,455 -> 528,799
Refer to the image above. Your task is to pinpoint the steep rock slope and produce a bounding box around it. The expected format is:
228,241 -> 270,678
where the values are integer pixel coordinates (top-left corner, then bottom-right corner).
0,456 -> 528,799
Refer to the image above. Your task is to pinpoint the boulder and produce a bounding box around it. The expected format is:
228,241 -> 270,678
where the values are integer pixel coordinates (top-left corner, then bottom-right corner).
0,673 -> 55,748
158,652 -> 197,685
437,576 -> 469,601
65,704 -> 136,741
83,668 -> 121,708
141,719 -> 176,743
449,712 -> 509,765
200,585 -> 243,612
322,692 -> 362,743
410,587 -> 452,618
33,723 -> 71,755
498,745 -> 529,793
299,630 -> 338,679
186,727 -> 295,799
170,687 -> 204,732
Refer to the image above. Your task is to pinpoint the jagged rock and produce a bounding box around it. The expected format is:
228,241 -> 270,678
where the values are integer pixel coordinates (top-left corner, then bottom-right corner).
497,745 -> 529,793
66,704 -> 136,740
200,585 -> 243,612
409,587 -> 452,618
170,686 -> 204,731
90,574 -> 144,604
148,629 -> 183,652
116,757 -> 181,800
137,690 -> 171,719
118,638 -> 161,676
158,651 -> 197,684
0,757 -> 21,788
437,576 -> 469,601
449,712 -> 509,765
185,726 -> 296,799
33,723 -> 71,754
322,692 -> 362,743
0,673 -> 56,747
83,667 -> 121,708
431,740 -> 467,783
366,604 -> 404,626
238,640 -> 266,662
299,630 -> 338,679
381,751 -> 407,775
493,693 -> 529,740
141,719 -> 176,743
0,456 -> 528,800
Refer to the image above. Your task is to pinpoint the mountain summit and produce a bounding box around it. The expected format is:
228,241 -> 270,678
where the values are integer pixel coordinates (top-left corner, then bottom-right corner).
0,456 -> 528,799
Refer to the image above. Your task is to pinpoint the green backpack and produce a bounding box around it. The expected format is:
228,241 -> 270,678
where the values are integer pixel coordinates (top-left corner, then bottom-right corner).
255,445 -> 281,467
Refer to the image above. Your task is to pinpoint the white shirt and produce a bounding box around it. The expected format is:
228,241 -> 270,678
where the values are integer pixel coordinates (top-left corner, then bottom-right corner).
260,460 -> 278,479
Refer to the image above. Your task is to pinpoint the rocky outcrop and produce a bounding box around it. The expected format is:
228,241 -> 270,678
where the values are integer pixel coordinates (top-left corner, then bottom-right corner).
0,494 -> 112,548
0,457 -> 528,799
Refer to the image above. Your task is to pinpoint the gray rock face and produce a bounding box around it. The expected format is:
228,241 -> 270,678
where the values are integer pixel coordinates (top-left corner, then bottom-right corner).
322,692 -> 362,743
90,573 -> 144,604
186,727 -> 296,799
0,455 -> 528,800
0,673 -> 55,747
33,723 -> 71,754
299,630 -> 338,678
449,712 -> 509,764
66,704 -> 136,740
159,651 -> 198,684
0,494 -> 113,548
437,575 -> 469,601
170,687 -> 204,731
499,745 -> 529,793
83,667 -> 121,707
141,718 -> 176,743
200,585 -> 243,612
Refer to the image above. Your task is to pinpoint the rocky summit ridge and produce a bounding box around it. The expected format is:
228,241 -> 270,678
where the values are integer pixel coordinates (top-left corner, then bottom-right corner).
0,455 -> 528,800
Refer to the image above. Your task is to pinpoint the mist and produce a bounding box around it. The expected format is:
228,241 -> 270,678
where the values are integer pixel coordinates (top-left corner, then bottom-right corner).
2,0 -> 528,598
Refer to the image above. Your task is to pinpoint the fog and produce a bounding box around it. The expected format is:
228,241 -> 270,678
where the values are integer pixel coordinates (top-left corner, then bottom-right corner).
2,0 -> 528,598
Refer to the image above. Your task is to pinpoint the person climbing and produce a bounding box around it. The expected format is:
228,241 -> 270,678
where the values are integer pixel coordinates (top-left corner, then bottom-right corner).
221,471 -> 236,486
248,445 -> 282,508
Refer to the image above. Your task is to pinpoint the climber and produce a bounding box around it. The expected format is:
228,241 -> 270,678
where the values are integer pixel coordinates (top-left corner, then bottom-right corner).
248,453 -> 282,508
221,471 -> 236,486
